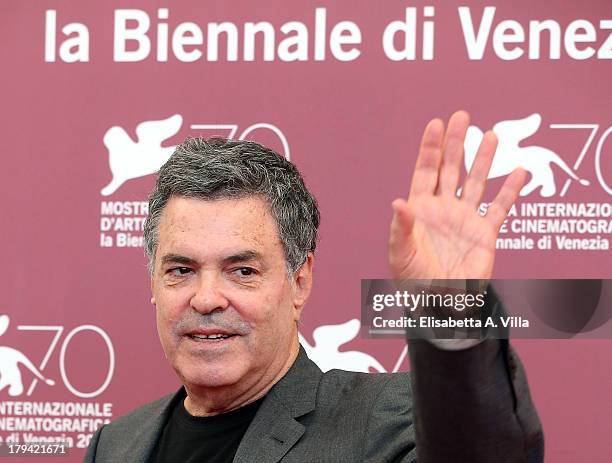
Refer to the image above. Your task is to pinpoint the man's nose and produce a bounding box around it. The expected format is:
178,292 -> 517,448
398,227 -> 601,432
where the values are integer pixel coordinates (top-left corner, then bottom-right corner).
189,272 -> 230,315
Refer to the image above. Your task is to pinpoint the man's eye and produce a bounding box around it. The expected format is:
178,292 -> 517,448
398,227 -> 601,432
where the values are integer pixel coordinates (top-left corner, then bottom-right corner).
169,267 -> 192,276
233,267 -> 256,277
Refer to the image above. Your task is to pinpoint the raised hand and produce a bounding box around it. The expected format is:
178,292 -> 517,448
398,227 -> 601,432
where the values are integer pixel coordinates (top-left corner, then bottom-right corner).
389,111 -> 527,281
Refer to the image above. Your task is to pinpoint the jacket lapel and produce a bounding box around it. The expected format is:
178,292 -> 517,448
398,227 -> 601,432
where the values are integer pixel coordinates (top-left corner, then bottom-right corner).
233,346 -> 322,463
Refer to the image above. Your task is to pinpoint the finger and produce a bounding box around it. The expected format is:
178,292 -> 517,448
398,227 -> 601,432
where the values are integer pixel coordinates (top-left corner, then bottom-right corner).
460,130 -> 498,207
437,110 -> 470,196
409,118 -> 445,197
486,168 -> 528,230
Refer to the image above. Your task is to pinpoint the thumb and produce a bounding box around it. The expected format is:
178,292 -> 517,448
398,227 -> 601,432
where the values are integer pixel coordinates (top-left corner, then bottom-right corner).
391,199 -> 415,235
389,199 -> 417,275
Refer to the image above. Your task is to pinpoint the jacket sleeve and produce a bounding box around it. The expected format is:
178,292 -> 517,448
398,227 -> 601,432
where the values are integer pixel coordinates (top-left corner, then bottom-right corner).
408,337 -> 544,462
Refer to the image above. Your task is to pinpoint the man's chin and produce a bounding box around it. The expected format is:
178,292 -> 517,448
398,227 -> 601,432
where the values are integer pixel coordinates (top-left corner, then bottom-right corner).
176,363 -> 244,390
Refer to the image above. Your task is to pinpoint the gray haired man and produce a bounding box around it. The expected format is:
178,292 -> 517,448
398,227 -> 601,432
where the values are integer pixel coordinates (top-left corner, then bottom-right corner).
85,111 -> 543,462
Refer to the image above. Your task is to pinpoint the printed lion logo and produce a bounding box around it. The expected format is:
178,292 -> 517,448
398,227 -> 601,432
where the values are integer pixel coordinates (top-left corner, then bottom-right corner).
0,315 -> 55,396
464,113 -> 589,197
299,319 -> 386,373
101,114 -> 183,196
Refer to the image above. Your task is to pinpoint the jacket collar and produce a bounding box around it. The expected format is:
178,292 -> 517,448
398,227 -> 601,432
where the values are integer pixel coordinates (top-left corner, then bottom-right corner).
234,345 -> 322,462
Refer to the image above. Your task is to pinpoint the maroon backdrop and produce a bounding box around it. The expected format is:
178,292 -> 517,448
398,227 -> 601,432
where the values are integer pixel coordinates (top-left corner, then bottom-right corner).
1,1 -> 611,461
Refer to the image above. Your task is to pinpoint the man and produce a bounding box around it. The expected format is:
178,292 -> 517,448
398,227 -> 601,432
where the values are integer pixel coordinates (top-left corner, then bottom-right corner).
85,111 -> 544,462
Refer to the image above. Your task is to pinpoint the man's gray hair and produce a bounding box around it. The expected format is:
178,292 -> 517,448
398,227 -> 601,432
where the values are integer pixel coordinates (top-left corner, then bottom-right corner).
143,137 -> 320,276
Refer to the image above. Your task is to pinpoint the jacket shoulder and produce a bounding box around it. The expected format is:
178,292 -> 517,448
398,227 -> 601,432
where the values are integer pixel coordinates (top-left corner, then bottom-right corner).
317,369 -> 412,407
322,368 -> 410,387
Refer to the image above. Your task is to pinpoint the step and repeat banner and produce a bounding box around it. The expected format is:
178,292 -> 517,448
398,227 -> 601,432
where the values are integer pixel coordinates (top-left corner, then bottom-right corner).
1,1 -> 610,461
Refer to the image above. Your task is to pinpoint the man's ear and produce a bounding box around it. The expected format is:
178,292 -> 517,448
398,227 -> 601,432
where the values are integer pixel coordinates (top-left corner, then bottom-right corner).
292,253 -> 314,321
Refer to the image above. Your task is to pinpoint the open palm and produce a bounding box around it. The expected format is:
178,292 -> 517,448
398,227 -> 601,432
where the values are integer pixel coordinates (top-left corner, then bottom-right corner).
389,111 -> 527,280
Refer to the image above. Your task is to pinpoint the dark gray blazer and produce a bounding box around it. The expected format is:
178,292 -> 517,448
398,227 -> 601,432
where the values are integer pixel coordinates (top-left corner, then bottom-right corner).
84,339 -> 543,462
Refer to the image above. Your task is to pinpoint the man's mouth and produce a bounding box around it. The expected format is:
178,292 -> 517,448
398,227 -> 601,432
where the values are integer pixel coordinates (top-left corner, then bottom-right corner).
187,333 -> 237,341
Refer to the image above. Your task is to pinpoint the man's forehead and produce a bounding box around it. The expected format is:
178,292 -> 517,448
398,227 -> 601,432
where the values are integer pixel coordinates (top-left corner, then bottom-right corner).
156,195 -> 283,255
160,195 -> 272,226
163,193 -> 269,213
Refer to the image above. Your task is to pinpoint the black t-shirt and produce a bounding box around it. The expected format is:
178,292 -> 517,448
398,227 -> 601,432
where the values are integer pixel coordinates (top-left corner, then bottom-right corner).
151,396 -> 264,463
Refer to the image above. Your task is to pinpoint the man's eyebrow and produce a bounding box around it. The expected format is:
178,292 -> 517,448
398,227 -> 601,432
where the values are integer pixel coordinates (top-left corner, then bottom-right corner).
160,251 -> 263,267
221,250 -> 263,265
160,254 -> 199,267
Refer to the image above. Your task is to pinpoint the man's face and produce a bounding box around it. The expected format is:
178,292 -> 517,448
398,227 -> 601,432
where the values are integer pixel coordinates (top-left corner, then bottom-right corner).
151,195 -> 310,392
